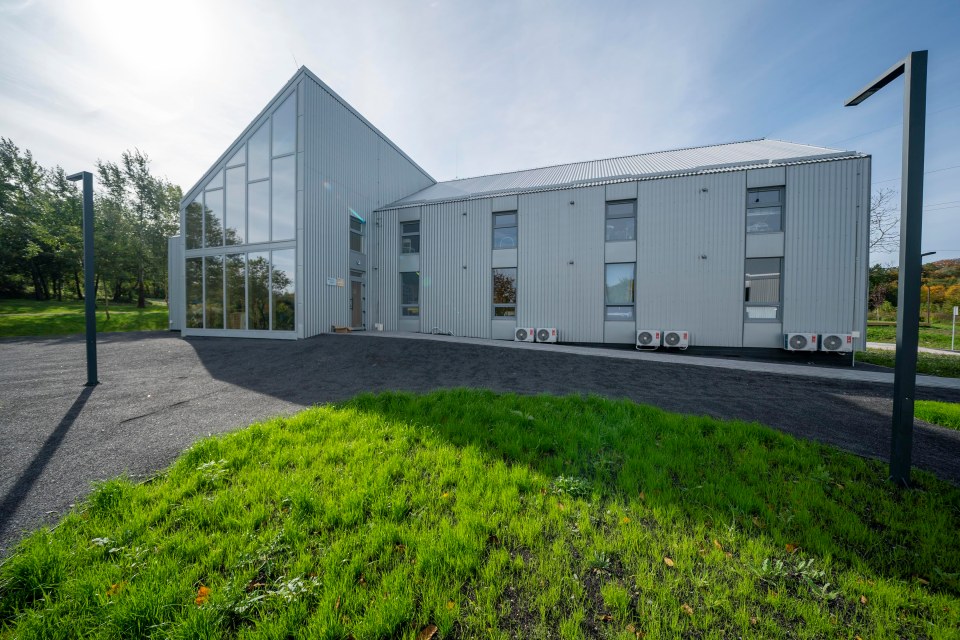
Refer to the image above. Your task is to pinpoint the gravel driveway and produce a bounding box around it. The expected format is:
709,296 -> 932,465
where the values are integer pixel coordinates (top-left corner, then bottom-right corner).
2,331 -> 959,556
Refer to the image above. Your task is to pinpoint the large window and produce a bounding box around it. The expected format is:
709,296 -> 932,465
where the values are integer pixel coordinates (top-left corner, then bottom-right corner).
225,167 -> 245,245
746,187 -> 783,233
493,268 -> 517,317
493,212 -> 518,250
185,198 -> 203,250
248,252 -> 271,330
271,155 -> 295,241
225,254 -> 246,330
350,217 -> 364,253
271,249 -> 295,331
605,263 -> 635,321
401,221 -> 420,254
203,188 -> 224,247
605,200 -> 636,242
401,272 -> 419,316
744,257 -> 782,321
204,255 -> 224,329
186,257 -> 203,328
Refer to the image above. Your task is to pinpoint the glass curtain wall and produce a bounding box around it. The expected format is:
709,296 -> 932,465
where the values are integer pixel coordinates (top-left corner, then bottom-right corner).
181,90 -> 297,334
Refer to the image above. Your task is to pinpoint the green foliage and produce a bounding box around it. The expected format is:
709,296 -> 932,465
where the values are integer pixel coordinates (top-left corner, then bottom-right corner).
0,298 -> 167,337
2,391 -> 959,638
914,400 -> 960,430
857,348 -> 960,378
867,323 -> 959,350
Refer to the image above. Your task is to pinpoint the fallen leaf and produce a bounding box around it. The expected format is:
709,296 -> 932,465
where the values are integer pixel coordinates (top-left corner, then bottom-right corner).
417,624 -> 438,640
195,585 -> 211,606
917,577 -> 929,585
441,492 -> 450,499
446,600 -> 455,610
663,557 -> 675,567
599,614 -> 612,621
752,515 -> 764,528
725,552 -> 733,559
335,596 -> 341,610
713,539 -> 722,551
836,483 -> 845,490
750,616 -> 758,625
860,595 -> 868,605
681,603 -> 693,616
785,543 -> 798,554
855,636 -> 863,640
621,516 -> 631,524
638,492 -> 646,501
626,623 -> 636,633
557,502 -> 565,511
106,582 -> 124,597
359,574 -> 366,586
540,488 -> 547,495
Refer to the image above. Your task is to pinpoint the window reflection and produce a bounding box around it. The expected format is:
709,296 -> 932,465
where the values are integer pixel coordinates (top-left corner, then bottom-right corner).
185,198 -> 203,250
493,268 -> 517,317
204,255 -> 224,329
226,254 -> 246,330
186,258 -> 203,328
605,263 -> 635,321
225,167 -> 245,245
272,94 -> 296,157
401,272 -> 419,316
272,249 -> 295,331
203,189 -> 224,247
248,181 -> 270,244
248,123 -> 270,181
272,155 -> 295,241
248,252 -> 270,330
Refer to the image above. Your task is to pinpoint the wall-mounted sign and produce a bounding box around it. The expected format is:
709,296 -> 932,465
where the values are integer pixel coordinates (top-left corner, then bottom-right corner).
326,276 -> 337,286
337,278 -> 345,288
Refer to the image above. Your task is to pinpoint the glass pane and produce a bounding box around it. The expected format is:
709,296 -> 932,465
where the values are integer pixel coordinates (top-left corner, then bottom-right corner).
248,180 -> 270,244
401,272 -> 419,305
746,207 -> 781,233
401,234 -> 420,254
225,254 -> 246,330
746,306 -> 779,320
203,189 -> 223,247
272,155 -> 295,241
745,258 -> 781,303
350,218 -> 363,234
401,221 -> 420,234
605,217 -> 636,242
605,263 -> 635,305
606,201 -> 635,218
350,231 -> 363,253
248,123 -> 270,181
402,306 -> 420,317
271,249 -> 295,331
749,189 -> 781,206
493,212 -> 517,227
248,252 -> 270,330
493,226 -> 518,249
186,257 -> 203,328
204,255 -> 223,329
206,169 -> 223,190
494,306 -> 516,317
493,268 -> 517,304
185,198 -> 203,250
225,167 -> 245,245
227,147 -> 245,167
605,305 -> 635,321
272,94 -> 296,157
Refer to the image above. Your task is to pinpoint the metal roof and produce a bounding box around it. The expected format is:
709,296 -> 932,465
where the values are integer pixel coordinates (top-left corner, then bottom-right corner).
380,139 -> 863,210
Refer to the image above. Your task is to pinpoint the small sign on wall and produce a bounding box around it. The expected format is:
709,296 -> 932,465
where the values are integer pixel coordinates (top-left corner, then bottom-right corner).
337,278 -> 345,288
326,277 -> 337,286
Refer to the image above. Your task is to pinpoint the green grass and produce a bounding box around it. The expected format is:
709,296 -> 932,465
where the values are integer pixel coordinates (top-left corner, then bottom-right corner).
867,323 -> 957,351
0,298 -> 168,337
2,391 -> 959,639
857,348 -> 960,378
915,400 -> 960,430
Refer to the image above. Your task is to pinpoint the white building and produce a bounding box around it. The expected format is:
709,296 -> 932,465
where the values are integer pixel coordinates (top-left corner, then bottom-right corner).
170,67 -> 869,351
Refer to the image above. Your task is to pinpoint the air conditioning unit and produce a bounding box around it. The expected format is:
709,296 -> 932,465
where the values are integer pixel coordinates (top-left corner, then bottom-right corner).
663,330 -> 689,349
784,333 -> 818,351
820,333 -> 854,353
514,327 -> 536,342
536,327 -> 558,343
636,329 -> 661,349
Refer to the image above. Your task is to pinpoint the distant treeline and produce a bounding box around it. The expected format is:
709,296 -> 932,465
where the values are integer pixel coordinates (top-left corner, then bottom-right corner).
0,138 -> 181,306
870,259 -> 960,317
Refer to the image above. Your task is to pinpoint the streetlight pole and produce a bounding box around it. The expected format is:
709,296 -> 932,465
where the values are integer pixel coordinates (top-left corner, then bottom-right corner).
67,171 -> 99,387
845,50 -> 927,487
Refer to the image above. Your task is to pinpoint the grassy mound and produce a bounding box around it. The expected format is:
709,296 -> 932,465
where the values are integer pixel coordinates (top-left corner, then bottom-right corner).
2,391 -> 958,638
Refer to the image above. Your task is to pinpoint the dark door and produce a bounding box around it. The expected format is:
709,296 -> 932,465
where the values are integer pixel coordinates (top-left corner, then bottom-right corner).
351,278 -> 364,328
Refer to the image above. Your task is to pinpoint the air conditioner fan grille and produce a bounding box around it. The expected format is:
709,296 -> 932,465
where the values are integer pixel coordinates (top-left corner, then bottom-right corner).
789,334 -> 808,350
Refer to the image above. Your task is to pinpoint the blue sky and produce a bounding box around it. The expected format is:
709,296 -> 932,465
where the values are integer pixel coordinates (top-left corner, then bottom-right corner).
1,0 -> 957,266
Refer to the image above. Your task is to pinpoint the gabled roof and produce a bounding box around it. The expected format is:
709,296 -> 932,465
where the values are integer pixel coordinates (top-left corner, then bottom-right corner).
180,67 -> 435,207
378,139 -> 865,210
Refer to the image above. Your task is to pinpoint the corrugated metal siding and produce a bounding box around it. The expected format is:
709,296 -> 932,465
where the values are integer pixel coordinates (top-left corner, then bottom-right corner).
517,186 -> 606,342
420,200 -> 493,337
372,209 -> 401,331
635,172 -> 746,347
386,139 -> 862,208
301,75 -> 435,337
167,236 -> 183,330
782,158 -> 866,334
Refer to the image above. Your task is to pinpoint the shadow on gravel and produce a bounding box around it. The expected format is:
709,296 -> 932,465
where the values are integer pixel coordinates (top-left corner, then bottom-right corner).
0,386 -> 94,540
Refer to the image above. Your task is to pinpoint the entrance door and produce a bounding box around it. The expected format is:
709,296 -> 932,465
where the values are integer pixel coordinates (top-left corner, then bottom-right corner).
350,271 -> 365,329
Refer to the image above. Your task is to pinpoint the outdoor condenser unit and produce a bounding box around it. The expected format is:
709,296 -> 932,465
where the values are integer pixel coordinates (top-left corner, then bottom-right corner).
662,330 -> 689,349
820,333 -> 854,353
536,328 -> 558,343
636,329 -> 661,349
514,327 -> 536,342
783,333 -> 818,351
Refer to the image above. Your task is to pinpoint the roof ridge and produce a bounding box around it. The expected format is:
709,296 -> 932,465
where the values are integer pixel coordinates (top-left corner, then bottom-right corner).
434,138 -> 769,185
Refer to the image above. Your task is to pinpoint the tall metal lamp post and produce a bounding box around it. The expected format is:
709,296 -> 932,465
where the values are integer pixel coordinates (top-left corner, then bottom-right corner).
66,171 -> 99,387
845,50 -> 927,486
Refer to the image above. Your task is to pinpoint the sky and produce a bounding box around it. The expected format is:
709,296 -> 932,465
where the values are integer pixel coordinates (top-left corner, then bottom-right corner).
1,0 -> 958,266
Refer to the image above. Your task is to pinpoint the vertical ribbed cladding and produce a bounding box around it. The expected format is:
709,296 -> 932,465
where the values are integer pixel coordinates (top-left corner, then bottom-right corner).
459,199 -> 493,338
372,209 -> 401,330
635,172 -> 745,347
783,159 -> 861,333
517,186 -> 605,343
300,74 -> 433,337
855,156 -> 870,341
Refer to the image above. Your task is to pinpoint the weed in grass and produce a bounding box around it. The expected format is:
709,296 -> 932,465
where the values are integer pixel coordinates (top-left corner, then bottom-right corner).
2,390 -> 959,638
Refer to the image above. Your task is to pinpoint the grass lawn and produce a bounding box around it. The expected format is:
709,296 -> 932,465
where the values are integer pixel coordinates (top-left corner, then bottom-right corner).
915,400 -> 960,430
856,348 -> 960,379
2,391 -> 958,639
0,298 -> 168,337
867,323 -> 957,351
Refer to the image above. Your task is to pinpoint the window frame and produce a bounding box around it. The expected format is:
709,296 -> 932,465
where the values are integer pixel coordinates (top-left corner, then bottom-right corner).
492,211 -> 518,250
743,257 -> 783,323
400,271 -> 420,317
400,220 -> 420,255
746,187 -> 784,234
492,267 -> 518,318
605,199 -> 637,242
604,262 -> 636,321
350,217 -> 364,253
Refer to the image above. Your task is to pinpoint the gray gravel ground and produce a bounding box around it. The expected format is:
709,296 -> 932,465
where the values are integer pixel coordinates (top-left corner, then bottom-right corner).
2,331 -> 959,557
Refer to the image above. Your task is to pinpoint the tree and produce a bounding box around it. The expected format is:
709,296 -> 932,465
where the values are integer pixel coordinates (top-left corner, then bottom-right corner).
869,187 -> 899,254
